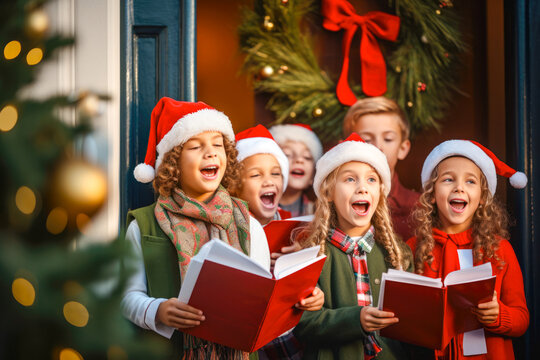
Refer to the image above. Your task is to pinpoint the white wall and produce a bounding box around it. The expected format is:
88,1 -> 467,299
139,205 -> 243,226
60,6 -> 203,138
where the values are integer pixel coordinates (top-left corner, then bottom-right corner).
24,0 -> 121,242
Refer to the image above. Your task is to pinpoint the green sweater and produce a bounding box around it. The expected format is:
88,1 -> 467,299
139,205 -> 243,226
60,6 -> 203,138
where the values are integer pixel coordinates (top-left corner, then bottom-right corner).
294,240 -> 413,360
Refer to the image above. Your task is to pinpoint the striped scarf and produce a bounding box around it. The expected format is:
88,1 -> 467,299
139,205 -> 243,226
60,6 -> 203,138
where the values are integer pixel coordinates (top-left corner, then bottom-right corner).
155,185 -> 251,360
328,227 -> 382,359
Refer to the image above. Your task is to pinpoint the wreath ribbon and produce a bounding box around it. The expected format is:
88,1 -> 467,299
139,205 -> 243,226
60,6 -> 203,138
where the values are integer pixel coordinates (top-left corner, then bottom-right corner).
322,0 -> 400,104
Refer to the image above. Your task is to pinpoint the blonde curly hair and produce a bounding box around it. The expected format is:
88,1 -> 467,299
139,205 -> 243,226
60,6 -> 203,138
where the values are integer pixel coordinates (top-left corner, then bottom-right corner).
153,136 -> 240,198
297,164 -> 409,270
412,160 -> 509,274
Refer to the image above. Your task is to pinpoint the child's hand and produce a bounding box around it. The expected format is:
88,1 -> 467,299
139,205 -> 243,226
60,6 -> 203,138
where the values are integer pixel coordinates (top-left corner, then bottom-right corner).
360,306 -> 399,332
295,288 -> 324,311
156,297 -> 205,329
270,242 -> 302,268
472,291 -> 499,325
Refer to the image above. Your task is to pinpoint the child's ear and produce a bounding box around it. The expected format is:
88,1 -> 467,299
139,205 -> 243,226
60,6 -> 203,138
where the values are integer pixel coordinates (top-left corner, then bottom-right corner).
397,139 -> 411,161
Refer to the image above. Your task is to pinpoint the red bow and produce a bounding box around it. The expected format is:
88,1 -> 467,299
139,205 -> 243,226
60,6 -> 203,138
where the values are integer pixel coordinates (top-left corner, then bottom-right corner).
322,0 -> 400,104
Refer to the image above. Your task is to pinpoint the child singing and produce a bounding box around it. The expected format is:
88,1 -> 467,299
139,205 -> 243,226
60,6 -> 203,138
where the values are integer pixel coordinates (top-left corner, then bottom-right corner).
270,124 -> 323,217
121,98 -> 270,359
407,140 -> 529,359
294,133 -> 413,359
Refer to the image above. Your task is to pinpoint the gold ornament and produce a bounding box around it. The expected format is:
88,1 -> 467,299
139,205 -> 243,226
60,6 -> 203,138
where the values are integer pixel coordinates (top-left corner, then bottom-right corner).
312,107 -> 324,117
263,16 -> 275,31
407,101 -> 414,108
260,65 -> 274,79
78,93 -> 100,117
26,8 -> 49,37
289,111 -> 297,119
48,159 -> 107,219
395,66 -> 402,73
436,9 -> 441,15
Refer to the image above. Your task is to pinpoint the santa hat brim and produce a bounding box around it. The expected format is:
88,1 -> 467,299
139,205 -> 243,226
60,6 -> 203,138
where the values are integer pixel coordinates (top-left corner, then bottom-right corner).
421,140 -> 498,194
314,141 -> 391,197
236,137 -> 289,191
270,125 -> 323,161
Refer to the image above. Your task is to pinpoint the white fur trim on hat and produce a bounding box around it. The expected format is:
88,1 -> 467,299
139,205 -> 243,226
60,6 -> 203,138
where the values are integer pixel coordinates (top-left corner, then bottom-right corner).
313,141 -> 391,197
269,125 -> 323,161
236,137 -> 289,191
133,163 -> 156,184
421,140 -> 497,194
154,108 -> 235,170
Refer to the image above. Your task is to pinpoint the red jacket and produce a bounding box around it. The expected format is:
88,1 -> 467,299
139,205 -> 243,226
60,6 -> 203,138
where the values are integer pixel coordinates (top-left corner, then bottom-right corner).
388,174 -> 420,241
407,228 -> 529,360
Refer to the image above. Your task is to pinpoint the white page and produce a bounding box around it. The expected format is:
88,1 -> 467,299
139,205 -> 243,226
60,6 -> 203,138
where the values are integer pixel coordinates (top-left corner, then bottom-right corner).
457,249 -> 474,269
178,240 -> 273,302
444,262 -> 493,286
378,270 -> 442,310
273,245 -> 320,278
384,268 -> 443,288
276,255 -> 326,279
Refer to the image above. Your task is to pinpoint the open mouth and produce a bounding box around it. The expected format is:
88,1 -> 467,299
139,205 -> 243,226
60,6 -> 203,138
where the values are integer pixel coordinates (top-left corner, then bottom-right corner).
291,168 -> 305,178
260,192 -> 277,209
200,165 -> 219,179
449,199 -> 467,213
352,200 -> 370,216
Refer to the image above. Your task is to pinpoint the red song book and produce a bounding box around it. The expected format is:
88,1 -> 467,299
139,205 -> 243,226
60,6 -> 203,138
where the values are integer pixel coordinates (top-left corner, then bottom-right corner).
264,215 -> 313,254
171,239 -> 326,352
378,263 -> 496,350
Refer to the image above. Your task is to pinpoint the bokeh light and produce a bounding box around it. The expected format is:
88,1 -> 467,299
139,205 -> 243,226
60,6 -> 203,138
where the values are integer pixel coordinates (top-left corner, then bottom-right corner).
15,186 -> 36,215
46,207 -> 68,234
12,278 -> 36,306
76,213 -> 91,234
26,47 -> 43,65
63,301 -> 89,327
59,348 -> 83,360
4,40 -> 21,59
0,104 -> 18,131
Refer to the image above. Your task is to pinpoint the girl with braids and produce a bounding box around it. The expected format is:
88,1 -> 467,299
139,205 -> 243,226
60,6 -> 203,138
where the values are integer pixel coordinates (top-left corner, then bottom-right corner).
407,140 -> 529,360
294,133 -> 413,360
121,98 -> 270,359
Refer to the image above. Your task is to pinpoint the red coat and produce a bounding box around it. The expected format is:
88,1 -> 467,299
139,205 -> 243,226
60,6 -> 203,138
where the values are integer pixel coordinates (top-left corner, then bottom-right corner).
388,174 -> 420,241
407,228 -> 529,360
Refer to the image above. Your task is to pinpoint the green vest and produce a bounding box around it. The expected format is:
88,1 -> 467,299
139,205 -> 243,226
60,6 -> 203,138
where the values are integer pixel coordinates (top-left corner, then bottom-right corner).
126,203 -> 260,360
126,203 -> 183,359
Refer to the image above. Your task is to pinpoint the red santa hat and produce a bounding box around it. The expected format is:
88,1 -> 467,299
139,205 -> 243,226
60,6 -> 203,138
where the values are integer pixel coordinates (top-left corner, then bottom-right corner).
313,133 -> 392,197
269,123 -> 323,162
421,139 -> 527,195
133,97 -> 235,183
235,124 -> 289,190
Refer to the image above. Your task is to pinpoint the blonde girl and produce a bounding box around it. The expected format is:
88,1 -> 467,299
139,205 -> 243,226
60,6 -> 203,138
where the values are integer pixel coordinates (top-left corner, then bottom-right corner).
294,133 -> 412,360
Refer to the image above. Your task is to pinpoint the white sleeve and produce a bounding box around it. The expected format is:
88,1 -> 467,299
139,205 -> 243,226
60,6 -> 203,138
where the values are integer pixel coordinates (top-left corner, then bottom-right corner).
120,220 -> 175,338
248,216 -> 271,272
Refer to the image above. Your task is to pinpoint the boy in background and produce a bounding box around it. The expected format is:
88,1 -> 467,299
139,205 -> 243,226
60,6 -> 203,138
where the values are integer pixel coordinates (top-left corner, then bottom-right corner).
343,96 -> 419,240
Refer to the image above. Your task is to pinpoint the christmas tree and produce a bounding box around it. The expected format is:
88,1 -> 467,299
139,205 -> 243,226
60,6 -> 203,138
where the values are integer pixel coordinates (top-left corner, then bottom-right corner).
0,1 -> 165,359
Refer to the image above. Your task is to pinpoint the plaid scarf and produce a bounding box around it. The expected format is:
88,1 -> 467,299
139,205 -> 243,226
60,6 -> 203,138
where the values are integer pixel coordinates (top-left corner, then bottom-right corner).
155,185 -> 251,360
155,185 -> 250,280
328,227 -> 382,359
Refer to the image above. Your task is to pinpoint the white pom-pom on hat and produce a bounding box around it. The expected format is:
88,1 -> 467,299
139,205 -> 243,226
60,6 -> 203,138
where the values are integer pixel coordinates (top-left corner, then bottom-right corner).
133,163 -> 156,184
509,171 -> 527,189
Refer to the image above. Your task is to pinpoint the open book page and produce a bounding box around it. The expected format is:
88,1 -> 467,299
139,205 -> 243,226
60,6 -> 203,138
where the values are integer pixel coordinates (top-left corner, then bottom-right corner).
273,245 -> 322,279
285,215 -> 314,222
178,239 -> 273,303
378,269 -> 442,310
444,262 -> 493,286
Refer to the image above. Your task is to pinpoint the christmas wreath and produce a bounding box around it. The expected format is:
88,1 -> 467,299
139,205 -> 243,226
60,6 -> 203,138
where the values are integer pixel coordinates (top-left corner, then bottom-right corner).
239,0 -> 464,140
